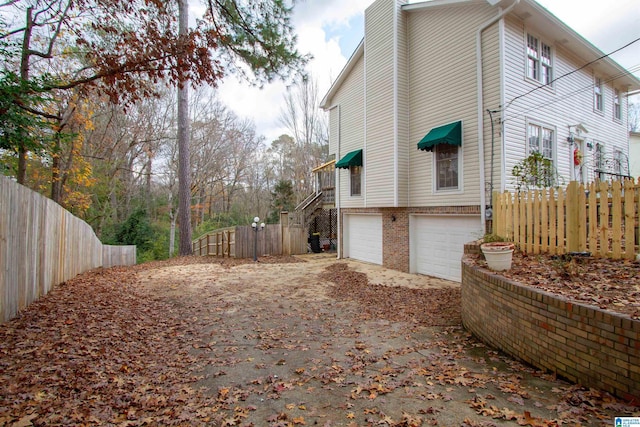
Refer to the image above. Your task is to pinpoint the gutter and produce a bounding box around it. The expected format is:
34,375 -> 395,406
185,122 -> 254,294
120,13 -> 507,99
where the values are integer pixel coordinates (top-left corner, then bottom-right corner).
475,0 -> 520,234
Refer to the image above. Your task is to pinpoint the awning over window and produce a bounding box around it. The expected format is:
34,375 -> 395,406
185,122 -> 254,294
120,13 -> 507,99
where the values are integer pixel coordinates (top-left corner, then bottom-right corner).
417,121 -> 462,151
335,149 -> 363,169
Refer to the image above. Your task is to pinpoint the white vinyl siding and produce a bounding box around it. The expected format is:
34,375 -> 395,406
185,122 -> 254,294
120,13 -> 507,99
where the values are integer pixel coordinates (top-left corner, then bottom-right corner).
330,55 -> 365,208
395,3 -> 409,207
482,21 -> 502,200
407,3 -> 496,206
502,16 -> 629,191
364,0 -> 396,207
329,107 -> 339,158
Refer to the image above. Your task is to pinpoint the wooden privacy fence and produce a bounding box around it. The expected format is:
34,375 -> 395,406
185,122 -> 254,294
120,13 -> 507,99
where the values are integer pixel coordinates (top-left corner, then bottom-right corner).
192,227 -> 235,256
493,179 -> 640,259
0,176 -> 136,323
192,221 -> 307,259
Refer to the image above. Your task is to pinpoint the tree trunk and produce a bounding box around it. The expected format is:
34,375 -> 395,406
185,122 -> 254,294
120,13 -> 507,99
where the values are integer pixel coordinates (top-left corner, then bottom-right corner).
177,0 -> 193,255
17,7 -> 34,184
169,191 -> 176,258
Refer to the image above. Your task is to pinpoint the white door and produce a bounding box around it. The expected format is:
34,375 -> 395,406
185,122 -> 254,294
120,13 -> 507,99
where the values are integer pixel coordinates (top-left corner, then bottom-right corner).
344,214 -> 382,265
411,216 -> 482,282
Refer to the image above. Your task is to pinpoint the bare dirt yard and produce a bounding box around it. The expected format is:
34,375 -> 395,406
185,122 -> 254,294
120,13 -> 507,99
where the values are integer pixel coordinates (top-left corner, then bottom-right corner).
1,253 -> 639,426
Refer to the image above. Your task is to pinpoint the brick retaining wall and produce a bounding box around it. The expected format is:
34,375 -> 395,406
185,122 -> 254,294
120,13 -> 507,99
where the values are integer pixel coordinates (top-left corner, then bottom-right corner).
461,254 -> 640,402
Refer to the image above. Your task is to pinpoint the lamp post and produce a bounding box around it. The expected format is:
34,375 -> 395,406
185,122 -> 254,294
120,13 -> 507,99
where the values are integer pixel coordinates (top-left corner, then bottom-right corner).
251,216 -> 265,262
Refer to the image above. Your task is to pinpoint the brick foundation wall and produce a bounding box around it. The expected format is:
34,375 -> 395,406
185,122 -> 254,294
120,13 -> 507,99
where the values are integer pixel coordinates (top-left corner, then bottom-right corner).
461,253 -> 640,401
382,209 -> 409,272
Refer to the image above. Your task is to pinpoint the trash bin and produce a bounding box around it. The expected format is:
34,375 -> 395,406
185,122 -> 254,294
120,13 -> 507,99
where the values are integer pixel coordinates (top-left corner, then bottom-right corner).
309,233 -> 322,253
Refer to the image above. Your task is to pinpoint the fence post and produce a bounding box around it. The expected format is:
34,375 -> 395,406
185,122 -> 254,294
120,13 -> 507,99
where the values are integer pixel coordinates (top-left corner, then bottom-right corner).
566,181 -> 580,253
624,179 -> 636,259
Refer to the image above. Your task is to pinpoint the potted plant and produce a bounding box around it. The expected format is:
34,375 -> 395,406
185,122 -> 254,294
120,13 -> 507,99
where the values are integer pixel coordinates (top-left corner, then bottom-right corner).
480,237 -> 515,271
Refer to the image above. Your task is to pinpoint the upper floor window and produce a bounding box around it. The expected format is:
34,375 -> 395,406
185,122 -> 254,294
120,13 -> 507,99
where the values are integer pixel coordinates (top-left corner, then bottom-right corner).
435,144 -> 459,191
527,34 -> 552,85
350,165 -> 361,196
613,89 -> 621,120
594,77 -> 604,112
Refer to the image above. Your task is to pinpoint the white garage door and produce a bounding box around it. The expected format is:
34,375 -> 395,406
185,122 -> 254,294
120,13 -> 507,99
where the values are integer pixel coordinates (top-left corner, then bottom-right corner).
344,214 -> 382,265
411,216 -> 481,282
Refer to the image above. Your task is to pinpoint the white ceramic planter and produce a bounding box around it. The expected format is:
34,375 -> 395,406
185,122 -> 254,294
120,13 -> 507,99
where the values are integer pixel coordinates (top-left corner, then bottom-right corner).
480,242 -> 515,271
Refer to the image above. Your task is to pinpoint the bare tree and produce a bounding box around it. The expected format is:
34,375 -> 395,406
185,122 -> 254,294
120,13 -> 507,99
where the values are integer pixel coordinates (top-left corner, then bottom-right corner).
279,74 -> 329,201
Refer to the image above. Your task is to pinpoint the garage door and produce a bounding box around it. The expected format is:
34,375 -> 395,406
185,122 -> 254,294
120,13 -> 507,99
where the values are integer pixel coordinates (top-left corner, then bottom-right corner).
411,216 -> 481,282
344,214 -> 382,265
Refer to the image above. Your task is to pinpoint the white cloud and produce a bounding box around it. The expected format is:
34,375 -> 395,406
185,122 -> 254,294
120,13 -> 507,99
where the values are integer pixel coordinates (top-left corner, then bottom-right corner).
216,0 -> 640,144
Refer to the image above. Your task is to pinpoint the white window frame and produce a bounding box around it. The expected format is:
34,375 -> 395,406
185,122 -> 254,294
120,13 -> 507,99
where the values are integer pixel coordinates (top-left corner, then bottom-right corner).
613,89 -> 621,121
526,122 -> 555,162
594,77 -> 604,112
431,144 -> 463,194
434,144 -> 459,191
526,33 -> 553,85
349,165 -> 362,197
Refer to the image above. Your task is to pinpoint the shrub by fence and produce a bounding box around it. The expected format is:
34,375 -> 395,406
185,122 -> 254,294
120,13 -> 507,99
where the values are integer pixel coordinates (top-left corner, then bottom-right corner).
0,176 -> 136,322
493,179 -> 639,259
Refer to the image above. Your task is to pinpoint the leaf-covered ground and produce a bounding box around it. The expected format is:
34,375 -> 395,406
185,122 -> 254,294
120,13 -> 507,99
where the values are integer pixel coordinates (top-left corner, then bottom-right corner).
1,255 -> 638,426
469,251 -> 640,319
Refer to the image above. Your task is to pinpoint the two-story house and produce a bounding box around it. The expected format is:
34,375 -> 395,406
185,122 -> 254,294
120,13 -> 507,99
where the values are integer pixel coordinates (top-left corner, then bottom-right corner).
320,0 -> 640,281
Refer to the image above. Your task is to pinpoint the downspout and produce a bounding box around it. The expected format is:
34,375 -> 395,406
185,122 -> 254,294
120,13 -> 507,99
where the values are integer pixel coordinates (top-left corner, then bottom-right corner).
333,105 -> 342,259
476,0 -> 520,234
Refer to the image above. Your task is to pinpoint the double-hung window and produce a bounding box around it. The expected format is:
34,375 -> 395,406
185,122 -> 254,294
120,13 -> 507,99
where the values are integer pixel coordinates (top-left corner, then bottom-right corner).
594,77 -> 604,112
527,34 -> 552,85
613,89 -> 621,120
528,124 -> 554,160
526,123 -> 555,187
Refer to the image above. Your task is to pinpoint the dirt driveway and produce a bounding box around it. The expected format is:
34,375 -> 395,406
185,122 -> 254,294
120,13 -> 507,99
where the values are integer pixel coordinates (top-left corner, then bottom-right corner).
1,254 -> 638,426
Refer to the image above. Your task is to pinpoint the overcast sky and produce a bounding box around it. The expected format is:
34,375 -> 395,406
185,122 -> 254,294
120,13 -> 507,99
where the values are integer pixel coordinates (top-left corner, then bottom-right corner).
215,0 -> 640,145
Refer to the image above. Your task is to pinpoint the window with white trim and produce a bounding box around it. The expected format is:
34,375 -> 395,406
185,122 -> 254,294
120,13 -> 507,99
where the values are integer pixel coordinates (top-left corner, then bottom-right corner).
435,144 -> 459,190
526,33 -> 552,85
613,89 -> 621,120
594,77 -> 603,112
527,123 -> 554,161
350,165 -> 361,196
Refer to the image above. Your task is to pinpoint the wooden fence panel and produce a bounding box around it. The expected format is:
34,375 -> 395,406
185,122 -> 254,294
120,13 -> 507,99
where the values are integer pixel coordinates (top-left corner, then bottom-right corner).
1,176 -> 135,323
193,223 -> 307,259
493,178 -> 640,259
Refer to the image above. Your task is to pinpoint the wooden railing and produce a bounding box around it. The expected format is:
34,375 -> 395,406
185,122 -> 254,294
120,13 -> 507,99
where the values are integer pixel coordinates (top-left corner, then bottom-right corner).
192,227 -> 235,257
1,176 -> 136,323
493,179 -> 639,260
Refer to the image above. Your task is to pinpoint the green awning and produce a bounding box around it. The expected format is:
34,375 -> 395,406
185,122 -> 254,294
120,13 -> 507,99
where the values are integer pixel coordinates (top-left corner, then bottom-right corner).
417,121 -> 462,151
335,149 -> 363,169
